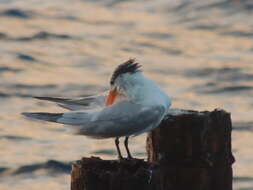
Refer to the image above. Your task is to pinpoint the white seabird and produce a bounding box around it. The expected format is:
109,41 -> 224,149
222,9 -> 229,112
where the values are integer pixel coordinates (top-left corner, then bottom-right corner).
22,59 -> 171,159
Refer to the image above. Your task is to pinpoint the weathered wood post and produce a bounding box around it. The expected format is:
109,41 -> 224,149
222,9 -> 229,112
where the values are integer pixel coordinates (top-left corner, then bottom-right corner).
146,109 -> 235,190
71,109 -> 235,190
71,157 -> 158,190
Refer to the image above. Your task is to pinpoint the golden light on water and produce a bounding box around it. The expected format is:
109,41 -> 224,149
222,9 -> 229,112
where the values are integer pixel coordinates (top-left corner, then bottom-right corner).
1,0 -> 253,189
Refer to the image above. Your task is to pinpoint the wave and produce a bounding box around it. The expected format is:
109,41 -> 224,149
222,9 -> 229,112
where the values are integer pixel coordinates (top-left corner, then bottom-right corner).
16,31 -> 73,41
0,66 -> 22,73
0,135 -> 32,141
0,8 -> 33,19
17,54 -> 36,62
0,160 -> 71,177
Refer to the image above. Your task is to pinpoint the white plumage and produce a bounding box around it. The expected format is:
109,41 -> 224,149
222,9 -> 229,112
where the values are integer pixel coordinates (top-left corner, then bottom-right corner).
22,59 -> 171,159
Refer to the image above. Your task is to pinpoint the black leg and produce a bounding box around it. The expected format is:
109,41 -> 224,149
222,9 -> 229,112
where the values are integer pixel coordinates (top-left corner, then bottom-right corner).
124,136 -> 133,159
115,137 -> 123,160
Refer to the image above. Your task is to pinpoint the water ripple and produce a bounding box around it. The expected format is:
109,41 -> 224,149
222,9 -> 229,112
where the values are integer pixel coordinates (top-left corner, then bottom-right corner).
0,9 -> 33,18
13,160 -> 71,175
16,31 -> 73,41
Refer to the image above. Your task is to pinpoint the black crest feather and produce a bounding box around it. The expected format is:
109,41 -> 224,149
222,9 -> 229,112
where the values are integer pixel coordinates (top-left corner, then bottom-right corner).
110,59 -> 141,85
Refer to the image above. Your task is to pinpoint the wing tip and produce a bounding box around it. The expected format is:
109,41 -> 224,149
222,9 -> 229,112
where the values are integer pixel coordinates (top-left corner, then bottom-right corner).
33,96 -> 56,100
22,112 -> 31,117
33,96 -> 45,99
22,112 -> 63,122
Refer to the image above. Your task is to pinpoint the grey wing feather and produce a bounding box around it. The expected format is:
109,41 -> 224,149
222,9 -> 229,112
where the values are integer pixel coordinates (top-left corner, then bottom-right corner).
22,112 -> 63,122
34,91 -> 108,111
22,111 -> 89,124
60,101 -> 166,138
22,101 -> 166,139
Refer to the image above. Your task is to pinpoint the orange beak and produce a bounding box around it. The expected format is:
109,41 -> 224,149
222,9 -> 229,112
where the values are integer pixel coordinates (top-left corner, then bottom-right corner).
105,89 -> 118,106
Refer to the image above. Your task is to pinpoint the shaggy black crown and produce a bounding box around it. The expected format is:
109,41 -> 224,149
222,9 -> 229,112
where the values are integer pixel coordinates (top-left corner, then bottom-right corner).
110,59 -> 141,85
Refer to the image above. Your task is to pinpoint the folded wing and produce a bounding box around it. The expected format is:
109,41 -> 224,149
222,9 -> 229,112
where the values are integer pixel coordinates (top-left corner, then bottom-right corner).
22,101 -> 166,138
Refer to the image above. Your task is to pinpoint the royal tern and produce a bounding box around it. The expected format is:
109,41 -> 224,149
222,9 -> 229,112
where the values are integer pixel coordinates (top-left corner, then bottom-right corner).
22,59 -> 171,159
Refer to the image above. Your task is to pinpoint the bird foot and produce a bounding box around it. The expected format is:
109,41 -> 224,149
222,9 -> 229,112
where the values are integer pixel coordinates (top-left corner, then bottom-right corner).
117,156 -> 134,162
117,155 -> 124,161
126,155 -> 134,160
117,156 -> 144,162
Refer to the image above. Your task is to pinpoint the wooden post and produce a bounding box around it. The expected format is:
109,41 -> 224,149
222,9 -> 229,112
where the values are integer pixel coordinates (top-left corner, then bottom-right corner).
146,109 -> 235,190
71,109 -> 235,190
71,157 -> 160,190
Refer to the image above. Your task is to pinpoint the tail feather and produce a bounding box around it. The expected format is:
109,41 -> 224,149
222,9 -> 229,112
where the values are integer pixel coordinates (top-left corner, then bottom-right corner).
22,112 -> 63,122
34,96 -> 70,103
34,96 -> 90,106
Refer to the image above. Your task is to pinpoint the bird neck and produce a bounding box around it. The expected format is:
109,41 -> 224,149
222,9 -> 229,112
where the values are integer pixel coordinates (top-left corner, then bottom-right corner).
124,76 -> 167,106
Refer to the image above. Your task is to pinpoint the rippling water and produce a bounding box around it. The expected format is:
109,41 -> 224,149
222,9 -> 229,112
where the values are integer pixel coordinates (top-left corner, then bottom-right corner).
1,0 -> 253,189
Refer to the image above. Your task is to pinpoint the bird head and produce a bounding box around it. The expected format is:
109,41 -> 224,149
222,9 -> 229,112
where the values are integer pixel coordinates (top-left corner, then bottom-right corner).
106,59 -> 142,106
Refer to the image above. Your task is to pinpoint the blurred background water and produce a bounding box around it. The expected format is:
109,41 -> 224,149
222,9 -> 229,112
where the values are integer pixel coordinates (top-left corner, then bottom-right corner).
0,0 -> 253,189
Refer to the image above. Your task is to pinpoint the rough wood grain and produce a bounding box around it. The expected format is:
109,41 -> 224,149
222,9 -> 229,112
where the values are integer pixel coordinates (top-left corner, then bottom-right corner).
146,109 -> 235,190
71,157 -> 160,190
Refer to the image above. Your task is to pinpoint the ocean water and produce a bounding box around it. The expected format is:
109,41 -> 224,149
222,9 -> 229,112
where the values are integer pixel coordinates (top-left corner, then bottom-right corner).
0,0 -> 253,189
